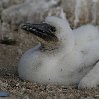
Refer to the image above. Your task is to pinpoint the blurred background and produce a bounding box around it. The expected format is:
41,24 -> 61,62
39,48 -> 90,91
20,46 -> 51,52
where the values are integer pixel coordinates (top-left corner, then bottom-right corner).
0,0 -> 99,98
0,0 -> 99,82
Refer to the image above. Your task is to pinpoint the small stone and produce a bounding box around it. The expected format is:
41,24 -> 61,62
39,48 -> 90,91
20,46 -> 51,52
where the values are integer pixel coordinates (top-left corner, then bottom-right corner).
60,94 -> 65,99
0,91 -> 10,97
94,94 -> 99,98
46,96 -> 52,99
17,49 -> 23,55
80,96 -> 95,99
16,83 -> 20,87
24,95 -> 30,99
1,82 -> 8,88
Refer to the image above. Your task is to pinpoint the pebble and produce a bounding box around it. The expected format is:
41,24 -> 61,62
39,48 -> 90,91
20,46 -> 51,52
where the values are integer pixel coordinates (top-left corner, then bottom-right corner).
0,91 -> 10,97
46,96 -> 52,99
81,96 -> 95,99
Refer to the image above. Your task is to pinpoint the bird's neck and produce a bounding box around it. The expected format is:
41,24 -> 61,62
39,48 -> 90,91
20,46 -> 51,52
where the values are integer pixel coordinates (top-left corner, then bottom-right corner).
57,25 -> 75,54
40,31 -> 75,54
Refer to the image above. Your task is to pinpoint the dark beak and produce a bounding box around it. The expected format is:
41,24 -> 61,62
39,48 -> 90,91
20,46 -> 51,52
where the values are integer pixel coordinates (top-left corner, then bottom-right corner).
20,23 -> 58,42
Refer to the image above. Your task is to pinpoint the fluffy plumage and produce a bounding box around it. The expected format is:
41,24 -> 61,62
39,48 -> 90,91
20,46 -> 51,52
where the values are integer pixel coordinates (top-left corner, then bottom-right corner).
18,16 -> 99,88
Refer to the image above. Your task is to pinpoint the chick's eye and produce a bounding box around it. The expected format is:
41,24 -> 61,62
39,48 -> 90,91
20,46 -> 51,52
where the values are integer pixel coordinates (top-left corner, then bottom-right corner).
49,26 -> 56,32
41,22 -> 56,33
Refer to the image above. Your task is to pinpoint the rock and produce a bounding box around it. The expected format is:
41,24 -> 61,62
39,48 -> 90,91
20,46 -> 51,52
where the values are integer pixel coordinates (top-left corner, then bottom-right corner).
46,96 -> 52,99
80,96 -> 95,99
0,91 -> 10,97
